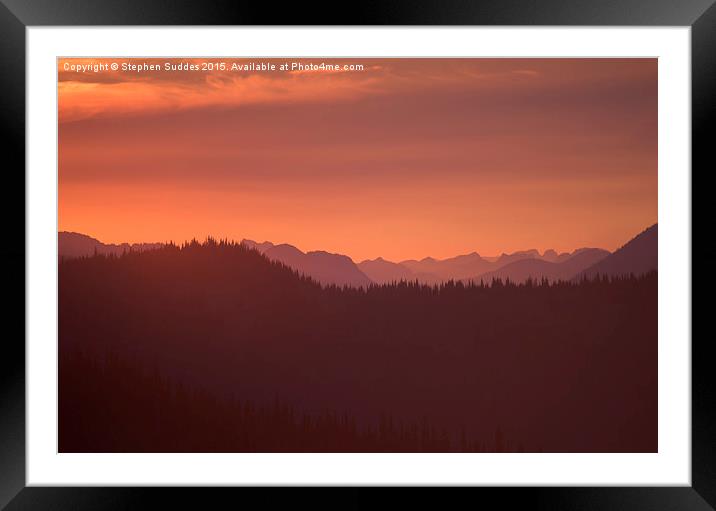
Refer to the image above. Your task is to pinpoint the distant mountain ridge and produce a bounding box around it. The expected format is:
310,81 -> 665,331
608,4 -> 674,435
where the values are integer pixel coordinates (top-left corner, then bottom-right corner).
473,248 -> 610,284
360,246 -> 615,285
60,225 -> 657,288
241,239 -> 373,288
577,224 -> 657,280
59,232 -> 163,259
398,252 -> 493,283
356,257 -> 415,284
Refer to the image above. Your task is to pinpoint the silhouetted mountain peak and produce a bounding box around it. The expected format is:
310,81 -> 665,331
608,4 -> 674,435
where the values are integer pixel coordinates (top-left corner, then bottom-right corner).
62,231 -> 101,244
579,224 -> 657,279
59,231 -> 163,259
267,243 -> 304,258
357,257 -> 415,284
449,252 -> 482,261
259,242 -> 372,287
496,249 -> 540,265
307,250 -> 354,264
241,239 -> 275,254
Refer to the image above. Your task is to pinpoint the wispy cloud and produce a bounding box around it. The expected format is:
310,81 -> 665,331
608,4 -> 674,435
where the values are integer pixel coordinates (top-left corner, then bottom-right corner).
58,58 -> 560,123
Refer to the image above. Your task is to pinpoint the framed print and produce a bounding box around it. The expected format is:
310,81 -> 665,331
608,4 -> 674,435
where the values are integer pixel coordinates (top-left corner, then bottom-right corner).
2,0 -> 714,508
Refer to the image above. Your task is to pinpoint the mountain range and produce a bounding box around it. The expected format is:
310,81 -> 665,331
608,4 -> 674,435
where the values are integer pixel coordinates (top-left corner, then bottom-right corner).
472,248 -> 610,284
58,223 -> 657,287
240,239 -> 372,287
58,232 -> 163,259
364,247 -> 609,285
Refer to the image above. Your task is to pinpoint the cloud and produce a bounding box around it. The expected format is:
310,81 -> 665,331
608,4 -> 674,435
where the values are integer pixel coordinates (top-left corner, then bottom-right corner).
58,58 -> 591,123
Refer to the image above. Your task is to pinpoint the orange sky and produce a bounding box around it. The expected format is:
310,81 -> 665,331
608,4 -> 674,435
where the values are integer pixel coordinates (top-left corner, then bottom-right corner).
58,58 -> 657,262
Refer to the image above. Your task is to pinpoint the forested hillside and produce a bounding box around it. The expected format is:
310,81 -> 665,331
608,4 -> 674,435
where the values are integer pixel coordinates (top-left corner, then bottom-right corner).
59,240 -> 657,452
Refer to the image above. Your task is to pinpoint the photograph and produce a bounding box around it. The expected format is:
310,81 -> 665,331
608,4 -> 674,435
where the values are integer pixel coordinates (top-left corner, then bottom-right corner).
57,57 -> 658,453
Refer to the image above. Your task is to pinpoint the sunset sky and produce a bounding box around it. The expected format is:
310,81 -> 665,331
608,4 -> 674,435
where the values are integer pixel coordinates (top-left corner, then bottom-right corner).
58,58 -> 657,262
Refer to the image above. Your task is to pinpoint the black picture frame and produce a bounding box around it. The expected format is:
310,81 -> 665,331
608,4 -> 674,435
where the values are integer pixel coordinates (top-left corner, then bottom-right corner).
1,0 -> 713,508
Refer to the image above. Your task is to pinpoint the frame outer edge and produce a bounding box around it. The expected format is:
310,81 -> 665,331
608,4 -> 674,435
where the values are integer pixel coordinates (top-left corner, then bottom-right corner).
3,0 -> 714,508
692,1 -> 716,509
0,0 -> 715,26
0,0 -> 26,510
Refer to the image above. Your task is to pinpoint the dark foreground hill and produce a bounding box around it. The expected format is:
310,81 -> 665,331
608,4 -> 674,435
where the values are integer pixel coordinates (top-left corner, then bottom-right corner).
59,240 -> 657,453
